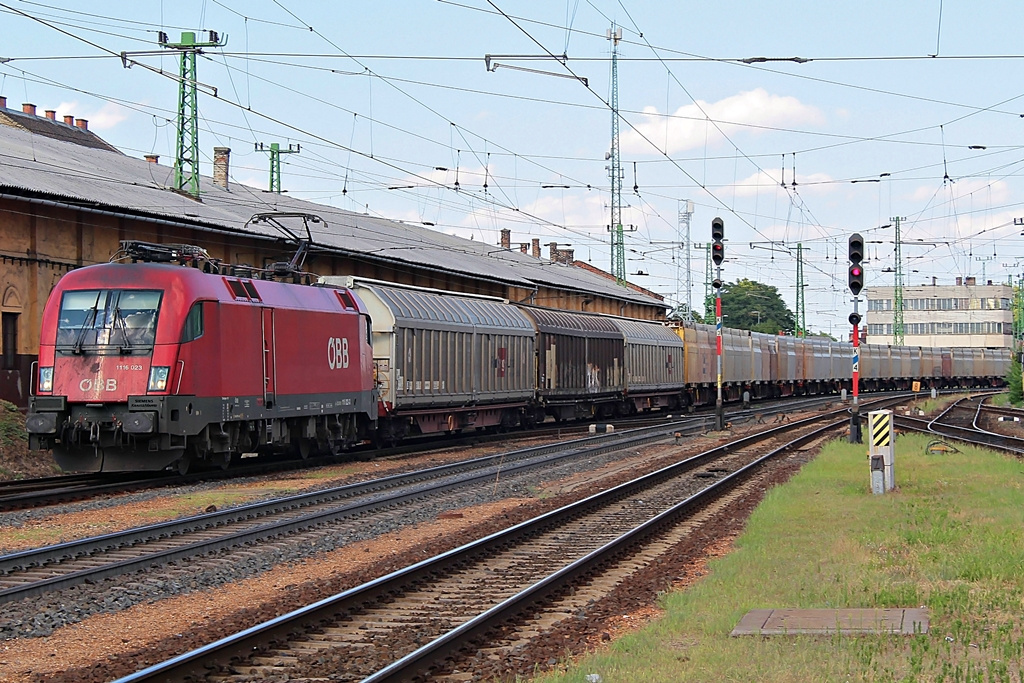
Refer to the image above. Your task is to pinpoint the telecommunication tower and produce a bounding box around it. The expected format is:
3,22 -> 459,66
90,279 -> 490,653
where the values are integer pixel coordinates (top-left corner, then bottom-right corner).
677,199 -> 695,320
607,24 -> 626,286
159,30 -> 227,198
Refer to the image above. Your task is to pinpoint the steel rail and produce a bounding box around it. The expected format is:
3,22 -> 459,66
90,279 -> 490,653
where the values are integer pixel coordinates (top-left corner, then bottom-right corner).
0,415 -> 713,604
896,412 -> 1024,456
113,397 -> 904,683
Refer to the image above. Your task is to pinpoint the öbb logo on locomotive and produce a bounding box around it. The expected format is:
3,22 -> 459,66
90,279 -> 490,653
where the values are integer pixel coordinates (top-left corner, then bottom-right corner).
24,240 -> 1011,474
327,336 -> 350,370
78,378 -> 118,393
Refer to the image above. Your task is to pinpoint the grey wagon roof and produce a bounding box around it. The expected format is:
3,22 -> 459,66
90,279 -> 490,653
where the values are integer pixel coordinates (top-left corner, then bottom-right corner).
521,307 -> 623,339
609,317 -> 683,346
352,282 -> 535,333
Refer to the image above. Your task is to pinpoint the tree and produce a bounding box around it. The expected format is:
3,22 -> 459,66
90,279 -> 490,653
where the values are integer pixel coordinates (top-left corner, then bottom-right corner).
666,304 -> 706,325
717,278 -> 795,334
1007,353 -> 1022,405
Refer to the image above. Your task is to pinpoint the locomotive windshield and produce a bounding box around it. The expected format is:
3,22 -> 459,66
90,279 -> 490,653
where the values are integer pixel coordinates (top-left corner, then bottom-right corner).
55,289 -> 162,355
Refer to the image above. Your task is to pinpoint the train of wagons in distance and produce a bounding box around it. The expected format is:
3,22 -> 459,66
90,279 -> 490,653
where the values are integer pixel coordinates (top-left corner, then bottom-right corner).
25,241 -> 1010,474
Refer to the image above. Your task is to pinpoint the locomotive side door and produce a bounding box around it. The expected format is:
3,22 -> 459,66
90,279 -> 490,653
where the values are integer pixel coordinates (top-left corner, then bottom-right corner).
262,307 -> 276,408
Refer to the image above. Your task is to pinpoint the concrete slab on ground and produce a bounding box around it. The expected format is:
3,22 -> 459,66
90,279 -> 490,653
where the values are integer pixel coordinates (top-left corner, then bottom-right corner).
731,608 -> 929,636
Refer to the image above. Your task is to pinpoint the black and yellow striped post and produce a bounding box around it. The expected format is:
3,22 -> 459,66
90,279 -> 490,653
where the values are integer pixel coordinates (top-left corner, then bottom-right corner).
868,410 -> 894,492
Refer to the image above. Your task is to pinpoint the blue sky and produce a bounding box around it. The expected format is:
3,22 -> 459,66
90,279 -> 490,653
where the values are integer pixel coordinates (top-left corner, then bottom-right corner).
2,0 -> 1024,335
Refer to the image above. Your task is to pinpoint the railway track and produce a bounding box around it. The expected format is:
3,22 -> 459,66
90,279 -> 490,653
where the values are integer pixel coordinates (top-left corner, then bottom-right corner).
0,419 -> 640,512
0,415 -> 732,606
0,393 -> 840,512
110,397 -> 903,683
893,393 -> 1024,455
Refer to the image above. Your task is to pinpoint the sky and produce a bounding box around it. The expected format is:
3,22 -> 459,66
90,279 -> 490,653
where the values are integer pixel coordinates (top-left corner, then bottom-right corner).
2,0 -> 1024,336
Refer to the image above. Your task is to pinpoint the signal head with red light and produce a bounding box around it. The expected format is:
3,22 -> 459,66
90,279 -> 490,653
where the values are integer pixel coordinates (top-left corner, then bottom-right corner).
711,217 -> 725,265
848,264 -> 864,295
848,232 -> 865,295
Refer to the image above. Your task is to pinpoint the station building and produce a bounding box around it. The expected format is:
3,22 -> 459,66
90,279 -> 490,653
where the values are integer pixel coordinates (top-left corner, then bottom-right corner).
0,98 -> 667,408
864,277 -> 1013,349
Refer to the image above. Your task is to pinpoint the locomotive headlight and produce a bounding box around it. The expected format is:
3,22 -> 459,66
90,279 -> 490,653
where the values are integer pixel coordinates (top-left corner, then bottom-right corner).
148,366 -> 170,392
38,367 -> 53,393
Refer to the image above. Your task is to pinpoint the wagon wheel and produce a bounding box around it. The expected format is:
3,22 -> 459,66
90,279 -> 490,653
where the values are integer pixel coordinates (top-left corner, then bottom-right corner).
317,435 -> 338,456
176,449 -> 193,476
294,437 -> 313,460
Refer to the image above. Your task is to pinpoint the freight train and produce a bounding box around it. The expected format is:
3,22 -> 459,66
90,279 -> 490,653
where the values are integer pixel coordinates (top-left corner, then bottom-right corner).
26,241 -> 1011,473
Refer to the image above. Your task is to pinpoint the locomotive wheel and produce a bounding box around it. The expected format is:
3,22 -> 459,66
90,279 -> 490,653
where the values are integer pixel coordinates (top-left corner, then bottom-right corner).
218,451 -> 231,470
176,451 -> 193,476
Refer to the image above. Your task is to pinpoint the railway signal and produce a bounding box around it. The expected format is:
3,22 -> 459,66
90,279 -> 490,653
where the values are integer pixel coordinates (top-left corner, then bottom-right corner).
711,217 -> 725,430
711,217 -> 725,265
848,232 -> 864,443
848,233 -> 864,295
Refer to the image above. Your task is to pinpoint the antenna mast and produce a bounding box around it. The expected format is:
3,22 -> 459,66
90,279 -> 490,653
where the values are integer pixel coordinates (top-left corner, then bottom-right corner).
677,199 -> 695,320
607,24 -> 626,286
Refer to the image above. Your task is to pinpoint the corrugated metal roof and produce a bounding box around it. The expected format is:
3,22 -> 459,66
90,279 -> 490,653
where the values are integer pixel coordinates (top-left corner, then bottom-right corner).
0,122 -> 665,307
521,306 -> 623,338
346,281 -> 535,332
610,317 -> 683,345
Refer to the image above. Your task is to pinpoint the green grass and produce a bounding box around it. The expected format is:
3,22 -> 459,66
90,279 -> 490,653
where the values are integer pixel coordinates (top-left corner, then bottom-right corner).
538,433 -> 1024,682
0,399 -> 26,448
915,394 -> 958,415
987,393 -> 1019,409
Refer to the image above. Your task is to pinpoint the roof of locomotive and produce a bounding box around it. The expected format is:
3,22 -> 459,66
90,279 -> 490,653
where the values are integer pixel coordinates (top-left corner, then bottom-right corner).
0,122 -> 664,309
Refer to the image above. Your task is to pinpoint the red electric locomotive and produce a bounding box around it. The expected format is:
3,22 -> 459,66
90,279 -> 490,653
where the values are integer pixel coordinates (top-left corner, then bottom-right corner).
27,242 -> 377,473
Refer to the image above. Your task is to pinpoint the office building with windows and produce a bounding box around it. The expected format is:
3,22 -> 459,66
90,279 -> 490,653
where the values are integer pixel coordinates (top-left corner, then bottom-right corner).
864,277 -> 1013,348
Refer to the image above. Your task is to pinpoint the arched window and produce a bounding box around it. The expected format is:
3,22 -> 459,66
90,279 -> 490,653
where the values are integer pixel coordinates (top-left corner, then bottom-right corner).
1,285 -> 22,371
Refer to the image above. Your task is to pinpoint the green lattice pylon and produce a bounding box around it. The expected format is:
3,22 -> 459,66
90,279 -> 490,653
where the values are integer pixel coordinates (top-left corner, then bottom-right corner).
892,215 -> 906,346
161,31 -> 227,198
257,142 -> 301,193
1014,274 -> 1024,350
795,242 -> 806,337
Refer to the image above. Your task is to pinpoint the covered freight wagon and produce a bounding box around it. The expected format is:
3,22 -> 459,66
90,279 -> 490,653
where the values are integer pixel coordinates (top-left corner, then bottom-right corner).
518,306 -> 625,420
323,277 -> 537,440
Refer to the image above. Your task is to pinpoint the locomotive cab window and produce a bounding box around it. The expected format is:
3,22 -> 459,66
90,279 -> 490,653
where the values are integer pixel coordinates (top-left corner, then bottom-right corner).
180,302 -> 205,343
55,289 -> 162,354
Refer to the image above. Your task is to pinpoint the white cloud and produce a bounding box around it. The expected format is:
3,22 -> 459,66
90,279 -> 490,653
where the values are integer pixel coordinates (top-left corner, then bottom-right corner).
908,177 -> 1010,205
622,88 -> 824,155
55,100 -> 130,131
727,169 -> 835,198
